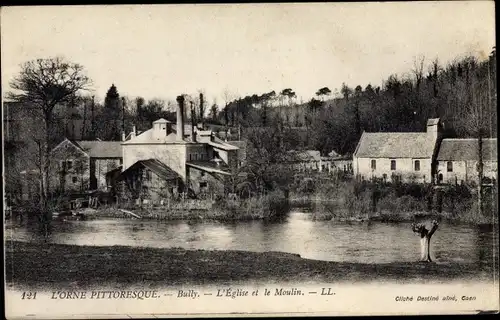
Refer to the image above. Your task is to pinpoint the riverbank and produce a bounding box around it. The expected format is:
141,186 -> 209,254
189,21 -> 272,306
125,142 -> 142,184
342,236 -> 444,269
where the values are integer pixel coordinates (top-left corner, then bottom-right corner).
289,178 -> 498,225
54,203 -> 496,226
62,190 -> 290,222
5,241 -> 493,290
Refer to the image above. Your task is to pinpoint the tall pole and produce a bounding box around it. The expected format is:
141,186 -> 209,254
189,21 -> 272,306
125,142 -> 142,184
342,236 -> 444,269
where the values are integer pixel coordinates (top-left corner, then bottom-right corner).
122,97 -> 126,138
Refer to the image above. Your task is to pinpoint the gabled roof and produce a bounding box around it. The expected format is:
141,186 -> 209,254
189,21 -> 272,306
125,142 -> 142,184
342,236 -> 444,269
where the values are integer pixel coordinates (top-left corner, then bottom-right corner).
437,138 -> 497,161
74,140 -> 122,158
120,159 -> 180,181
354,132 -> 436,158
153,118 -> 171,124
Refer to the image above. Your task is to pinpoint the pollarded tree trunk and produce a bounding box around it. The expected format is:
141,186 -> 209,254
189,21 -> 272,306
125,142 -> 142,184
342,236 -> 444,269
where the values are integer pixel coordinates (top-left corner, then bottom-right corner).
412,220 -> 439,262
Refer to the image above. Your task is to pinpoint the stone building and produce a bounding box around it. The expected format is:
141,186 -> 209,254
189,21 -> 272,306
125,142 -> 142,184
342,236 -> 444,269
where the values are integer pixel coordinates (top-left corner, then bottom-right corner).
353,118 -> 442,183
118,96 -> 245,200
49,139 -> 122,193
436,138 -> 498,185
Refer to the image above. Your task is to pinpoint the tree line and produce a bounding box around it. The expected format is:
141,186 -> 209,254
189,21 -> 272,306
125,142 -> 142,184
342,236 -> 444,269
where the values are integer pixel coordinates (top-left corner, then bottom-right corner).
5,48 -> 497,210
216,50 -> 496,157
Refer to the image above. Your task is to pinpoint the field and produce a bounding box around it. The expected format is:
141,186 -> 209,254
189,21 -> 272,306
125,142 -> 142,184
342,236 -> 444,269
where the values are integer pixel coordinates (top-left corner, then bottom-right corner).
5,241 -> 493,290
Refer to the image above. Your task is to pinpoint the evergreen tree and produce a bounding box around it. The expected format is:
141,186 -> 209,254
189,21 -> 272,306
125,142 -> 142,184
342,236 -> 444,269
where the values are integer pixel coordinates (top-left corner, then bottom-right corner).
102,84 -> 121,140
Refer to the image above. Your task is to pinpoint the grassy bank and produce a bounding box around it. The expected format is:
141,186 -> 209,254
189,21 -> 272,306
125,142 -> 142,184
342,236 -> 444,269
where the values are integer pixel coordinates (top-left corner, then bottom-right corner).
290,178 -> 498,224
88,189 -> 290,222
5,241 -> 493,290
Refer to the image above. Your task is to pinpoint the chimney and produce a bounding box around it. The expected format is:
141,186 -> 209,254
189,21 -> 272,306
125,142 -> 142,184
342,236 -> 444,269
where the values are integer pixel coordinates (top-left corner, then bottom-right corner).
132,125 -> 136,138
176,95 -> 185,141
426,118 -> 441,141
190,101 -> 196,142
121,131 -> 126,141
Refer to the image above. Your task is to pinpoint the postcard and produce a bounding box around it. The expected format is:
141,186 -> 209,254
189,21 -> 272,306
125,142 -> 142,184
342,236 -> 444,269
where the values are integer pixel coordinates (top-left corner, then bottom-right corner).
2,2 -> 498,318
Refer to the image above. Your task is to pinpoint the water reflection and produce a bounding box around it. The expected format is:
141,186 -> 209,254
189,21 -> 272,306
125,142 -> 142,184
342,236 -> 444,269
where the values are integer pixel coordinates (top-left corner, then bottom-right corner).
5,210 -> 496,266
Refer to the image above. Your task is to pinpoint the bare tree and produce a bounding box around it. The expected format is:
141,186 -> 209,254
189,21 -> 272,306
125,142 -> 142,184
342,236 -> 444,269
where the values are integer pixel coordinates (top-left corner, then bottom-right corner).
412,55 -> 425,93
222,88 -> 236,127
455,56 -> 491,218
340,83 -> 352,102
7,57 -> 92,210
210,101 -> 218,122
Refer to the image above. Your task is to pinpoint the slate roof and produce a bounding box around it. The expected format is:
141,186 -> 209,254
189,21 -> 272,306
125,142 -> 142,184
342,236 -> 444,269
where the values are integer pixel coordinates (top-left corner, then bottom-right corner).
354,132 -> 436,158
437,138 -> 497,161
74,140 -> 122,158
120,159 -> 180,181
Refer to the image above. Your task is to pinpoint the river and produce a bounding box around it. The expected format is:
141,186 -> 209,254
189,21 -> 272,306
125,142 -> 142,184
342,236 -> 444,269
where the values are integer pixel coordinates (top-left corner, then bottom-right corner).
4,210 -> 497,265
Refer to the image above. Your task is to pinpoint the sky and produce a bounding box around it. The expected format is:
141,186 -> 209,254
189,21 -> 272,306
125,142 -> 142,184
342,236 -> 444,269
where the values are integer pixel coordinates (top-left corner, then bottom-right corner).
1,2 -> 496,105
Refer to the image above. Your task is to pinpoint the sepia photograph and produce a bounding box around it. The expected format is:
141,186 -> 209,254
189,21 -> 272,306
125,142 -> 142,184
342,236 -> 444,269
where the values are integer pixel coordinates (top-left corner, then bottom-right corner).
2,1 -> 498,318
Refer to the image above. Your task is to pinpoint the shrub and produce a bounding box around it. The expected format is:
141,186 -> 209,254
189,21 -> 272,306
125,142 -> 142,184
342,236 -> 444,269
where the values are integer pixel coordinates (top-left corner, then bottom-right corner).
261,189 -> 291,218
298,178 -> 315,194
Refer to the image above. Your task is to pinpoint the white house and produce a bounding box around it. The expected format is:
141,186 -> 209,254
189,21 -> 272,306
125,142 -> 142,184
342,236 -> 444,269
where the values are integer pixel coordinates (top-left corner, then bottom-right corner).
353,118 -> 442,183
119,97 -> 245,198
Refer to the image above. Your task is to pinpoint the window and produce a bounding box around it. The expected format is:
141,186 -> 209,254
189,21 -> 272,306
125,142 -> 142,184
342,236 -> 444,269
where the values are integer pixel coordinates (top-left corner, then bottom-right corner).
390,160 -> 396,171
61,160 -> 73,171
447,161 -> 453,172
199,181 -> 207,188
371,160 -> 376,170
414,160 -> 420,171
72,176 -> 78,183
